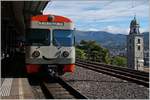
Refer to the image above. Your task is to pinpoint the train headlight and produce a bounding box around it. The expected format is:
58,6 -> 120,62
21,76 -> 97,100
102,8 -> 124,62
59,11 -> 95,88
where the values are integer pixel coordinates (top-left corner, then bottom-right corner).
48,15 -> 54,21
62,51 -> 69,57
32,51 -> 40,58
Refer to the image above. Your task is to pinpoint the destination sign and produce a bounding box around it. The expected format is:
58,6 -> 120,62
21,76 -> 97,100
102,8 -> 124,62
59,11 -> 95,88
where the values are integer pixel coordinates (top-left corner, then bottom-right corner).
38,22 -> 64,26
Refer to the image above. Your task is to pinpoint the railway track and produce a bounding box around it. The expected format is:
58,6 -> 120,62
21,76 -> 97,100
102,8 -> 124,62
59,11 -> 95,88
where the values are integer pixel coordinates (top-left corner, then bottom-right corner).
40,76 -> 88,99
76,59 -> 149,87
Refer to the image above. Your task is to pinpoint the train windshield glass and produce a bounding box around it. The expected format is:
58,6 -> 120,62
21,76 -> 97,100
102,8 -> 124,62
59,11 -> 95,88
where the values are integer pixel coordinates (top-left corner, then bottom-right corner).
53,29 -> 74,46
26,29 -> 50,46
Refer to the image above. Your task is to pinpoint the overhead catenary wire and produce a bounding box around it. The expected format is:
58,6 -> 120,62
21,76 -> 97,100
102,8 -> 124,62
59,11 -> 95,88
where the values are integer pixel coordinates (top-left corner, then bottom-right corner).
98,0 -> 147,20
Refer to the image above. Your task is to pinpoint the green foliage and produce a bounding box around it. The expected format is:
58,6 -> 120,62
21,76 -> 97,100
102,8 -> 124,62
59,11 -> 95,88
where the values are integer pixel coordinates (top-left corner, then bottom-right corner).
76,40 -> 111,64
75,48 -> 86,59
111,56 -> 127,67
101,48 -> 111,64
76,40 -> 127,67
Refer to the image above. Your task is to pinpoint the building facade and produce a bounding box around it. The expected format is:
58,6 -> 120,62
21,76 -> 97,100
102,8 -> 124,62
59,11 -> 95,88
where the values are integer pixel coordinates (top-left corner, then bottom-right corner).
144,32 -> 150,67
127,16 -> 144,70
144,50 -> 150,67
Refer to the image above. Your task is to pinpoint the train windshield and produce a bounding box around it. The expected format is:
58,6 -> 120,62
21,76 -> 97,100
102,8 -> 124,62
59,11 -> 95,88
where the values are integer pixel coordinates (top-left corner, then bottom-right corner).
26,29 -> 50,46
53,29 -> 75,46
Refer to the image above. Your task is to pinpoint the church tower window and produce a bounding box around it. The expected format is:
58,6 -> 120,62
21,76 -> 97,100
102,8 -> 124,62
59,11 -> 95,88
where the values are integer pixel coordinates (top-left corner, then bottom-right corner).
138,39 -> 140,44
138,46 -> 140,51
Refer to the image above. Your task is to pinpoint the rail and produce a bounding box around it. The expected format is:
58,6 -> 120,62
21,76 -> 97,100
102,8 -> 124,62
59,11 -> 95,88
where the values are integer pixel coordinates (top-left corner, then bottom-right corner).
41,76 -> 88,99
76,59 -> 149,87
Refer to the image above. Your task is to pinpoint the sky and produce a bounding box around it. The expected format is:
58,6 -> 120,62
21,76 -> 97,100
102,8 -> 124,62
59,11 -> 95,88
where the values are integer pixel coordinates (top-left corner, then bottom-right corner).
43,0 -> 149,34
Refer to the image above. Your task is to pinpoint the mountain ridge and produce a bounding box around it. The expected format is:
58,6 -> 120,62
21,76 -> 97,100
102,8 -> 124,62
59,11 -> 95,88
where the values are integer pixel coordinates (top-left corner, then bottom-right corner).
75,30 -> 149,50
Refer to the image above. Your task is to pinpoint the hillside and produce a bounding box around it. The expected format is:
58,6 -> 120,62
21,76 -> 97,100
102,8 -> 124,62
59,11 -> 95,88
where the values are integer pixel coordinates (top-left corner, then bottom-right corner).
75,30 -> 149,50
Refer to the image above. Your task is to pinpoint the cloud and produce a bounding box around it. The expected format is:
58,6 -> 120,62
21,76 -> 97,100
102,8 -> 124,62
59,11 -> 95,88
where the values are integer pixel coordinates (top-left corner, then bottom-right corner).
100,25 -> 128,34
101,25 -> 148,34
88,28 -> 99,31
140,28 -> 149,33
43,0 -> 149,19
43,0 -> 149,34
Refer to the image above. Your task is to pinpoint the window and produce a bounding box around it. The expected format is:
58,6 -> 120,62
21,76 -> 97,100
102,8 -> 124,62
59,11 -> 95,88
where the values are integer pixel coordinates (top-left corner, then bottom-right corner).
138,39 -> 140,44
138,46 -> 140,50
53,29 -> 75,46
26,29 -> 50,46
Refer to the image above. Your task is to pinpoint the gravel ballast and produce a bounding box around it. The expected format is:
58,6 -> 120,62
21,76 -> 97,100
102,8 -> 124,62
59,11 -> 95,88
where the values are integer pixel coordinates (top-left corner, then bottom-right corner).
63,66 -> 149,99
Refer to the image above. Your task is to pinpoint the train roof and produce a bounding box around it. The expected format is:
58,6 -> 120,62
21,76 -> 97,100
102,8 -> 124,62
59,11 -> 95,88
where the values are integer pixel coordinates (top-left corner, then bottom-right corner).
32,15 -> 72,23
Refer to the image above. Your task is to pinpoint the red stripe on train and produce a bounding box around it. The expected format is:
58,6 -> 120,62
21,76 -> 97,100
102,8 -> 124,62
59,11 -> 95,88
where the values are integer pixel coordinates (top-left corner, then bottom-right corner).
32,15 -> 72,23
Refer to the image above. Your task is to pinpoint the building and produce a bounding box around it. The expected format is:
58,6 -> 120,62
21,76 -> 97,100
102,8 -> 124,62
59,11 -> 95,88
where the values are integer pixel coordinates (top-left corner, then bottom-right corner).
144,50 -> 150,67
127,16 -> 144,71
144,32 -> 150,67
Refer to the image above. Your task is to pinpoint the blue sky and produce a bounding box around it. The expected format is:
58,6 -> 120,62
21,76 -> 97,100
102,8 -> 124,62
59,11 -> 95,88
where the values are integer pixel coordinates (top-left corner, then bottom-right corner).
43,0 -> 149,34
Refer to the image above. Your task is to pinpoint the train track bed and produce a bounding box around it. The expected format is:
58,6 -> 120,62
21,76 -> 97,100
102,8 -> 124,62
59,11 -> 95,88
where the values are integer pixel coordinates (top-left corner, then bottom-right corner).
28,77 -> 46,99
76,59 -> 149,87
63,66 -> 149,99
40,76 -> 87,99
28,76 -> 87,99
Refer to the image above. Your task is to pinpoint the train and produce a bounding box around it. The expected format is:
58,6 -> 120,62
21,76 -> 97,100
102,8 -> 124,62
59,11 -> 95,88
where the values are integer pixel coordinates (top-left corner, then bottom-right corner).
25,14 -> 75,76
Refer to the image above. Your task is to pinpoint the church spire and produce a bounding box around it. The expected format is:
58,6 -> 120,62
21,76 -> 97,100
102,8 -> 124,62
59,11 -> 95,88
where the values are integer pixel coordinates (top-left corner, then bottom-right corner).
127,15 -> 144,71
129,16 -> 140,34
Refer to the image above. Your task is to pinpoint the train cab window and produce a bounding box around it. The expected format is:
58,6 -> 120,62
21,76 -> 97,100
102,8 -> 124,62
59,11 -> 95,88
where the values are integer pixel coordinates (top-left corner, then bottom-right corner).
26,29 -> 50,46
53,29 -> 75,46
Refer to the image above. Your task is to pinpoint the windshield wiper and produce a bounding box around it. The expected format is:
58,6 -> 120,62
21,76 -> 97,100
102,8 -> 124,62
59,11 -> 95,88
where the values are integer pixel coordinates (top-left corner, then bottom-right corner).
54,38 -> 62,49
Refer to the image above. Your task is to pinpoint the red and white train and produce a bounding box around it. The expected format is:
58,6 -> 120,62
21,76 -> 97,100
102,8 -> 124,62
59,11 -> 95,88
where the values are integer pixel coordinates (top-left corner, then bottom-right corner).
25,14 -> 75,75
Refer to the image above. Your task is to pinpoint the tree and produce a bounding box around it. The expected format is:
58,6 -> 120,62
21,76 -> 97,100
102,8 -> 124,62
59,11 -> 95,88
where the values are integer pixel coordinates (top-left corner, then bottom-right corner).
76,48 -> 86,59
76,40 -> 111,64
111,56 -> 127,67
101,48 -> 111,64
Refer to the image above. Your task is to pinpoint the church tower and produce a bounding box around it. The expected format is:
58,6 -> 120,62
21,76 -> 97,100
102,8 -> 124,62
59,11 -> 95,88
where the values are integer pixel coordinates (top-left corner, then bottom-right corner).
127,16 -> 144,70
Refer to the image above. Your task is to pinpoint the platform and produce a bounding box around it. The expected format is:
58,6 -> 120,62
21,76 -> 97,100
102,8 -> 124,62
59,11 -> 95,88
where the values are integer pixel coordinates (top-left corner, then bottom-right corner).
1,78 -> 35,99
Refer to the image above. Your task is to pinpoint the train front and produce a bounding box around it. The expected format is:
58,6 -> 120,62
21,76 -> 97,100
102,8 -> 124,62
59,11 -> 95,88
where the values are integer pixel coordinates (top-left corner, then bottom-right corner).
25,15 -> 75,75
